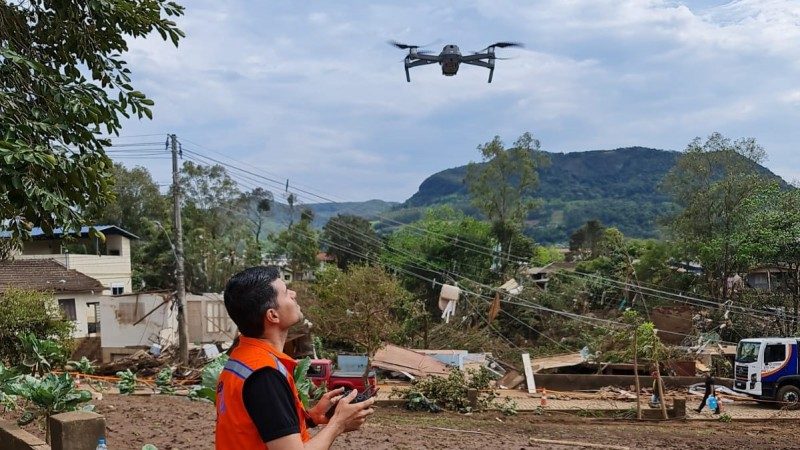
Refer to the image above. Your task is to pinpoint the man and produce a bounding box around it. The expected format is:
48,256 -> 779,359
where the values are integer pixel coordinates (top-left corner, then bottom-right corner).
696,371 -> 720,414
649,367 -> 662,407
216,266 -> 375,449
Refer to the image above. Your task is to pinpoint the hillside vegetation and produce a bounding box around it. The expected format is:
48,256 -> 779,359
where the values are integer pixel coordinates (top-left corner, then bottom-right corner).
387,147 -> 784,243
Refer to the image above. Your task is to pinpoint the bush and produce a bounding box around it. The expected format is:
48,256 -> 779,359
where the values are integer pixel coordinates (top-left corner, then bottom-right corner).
0,289 -> 73,366
397,368 -> 498,413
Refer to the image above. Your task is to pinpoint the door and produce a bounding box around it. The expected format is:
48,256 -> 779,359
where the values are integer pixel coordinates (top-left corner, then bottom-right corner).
187,301 -> 203,343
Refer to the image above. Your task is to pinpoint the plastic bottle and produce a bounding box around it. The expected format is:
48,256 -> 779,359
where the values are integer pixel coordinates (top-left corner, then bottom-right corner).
96,437 -> 108,450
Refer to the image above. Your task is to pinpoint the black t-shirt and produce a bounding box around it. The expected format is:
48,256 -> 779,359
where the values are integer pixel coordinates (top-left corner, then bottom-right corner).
242,367 -> 311,443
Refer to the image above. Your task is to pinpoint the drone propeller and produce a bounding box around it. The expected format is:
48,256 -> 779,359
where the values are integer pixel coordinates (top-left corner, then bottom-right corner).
478,41 -> 524,53
389,39 -> 441,51
488,41 -> 524,49
389,40 -> 420,50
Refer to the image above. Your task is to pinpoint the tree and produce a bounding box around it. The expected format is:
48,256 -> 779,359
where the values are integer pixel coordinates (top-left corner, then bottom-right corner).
465,132 -> 548,273
273,209 -> 319,278
177,162 -> 258,292
92,164 -> 173,290
382,206 -> 495,292
0,1 -> 185,255
569,220 -> 605,259
661,133 -> 772,301
736,183 -> 800,333
322,214 -> 380,270
309,265 -> 419,357
236,187 -> 273,250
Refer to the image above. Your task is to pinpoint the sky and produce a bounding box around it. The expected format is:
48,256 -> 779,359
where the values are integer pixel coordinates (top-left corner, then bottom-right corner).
113,0 -> 800,203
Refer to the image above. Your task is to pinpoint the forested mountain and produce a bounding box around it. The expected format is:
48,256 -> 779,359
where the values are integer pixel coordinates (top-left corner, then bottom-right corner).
380,147 -> 787,244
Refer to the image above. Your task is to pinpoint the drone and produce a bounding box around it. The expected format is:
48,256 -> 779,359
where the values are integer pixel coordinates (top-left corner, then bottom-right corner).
390,41 -> 523,83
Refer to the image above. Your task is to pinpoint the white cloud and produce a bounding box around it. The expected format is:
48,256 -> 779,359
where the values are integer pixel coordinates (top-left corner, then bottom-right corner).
112,0 -> 800,201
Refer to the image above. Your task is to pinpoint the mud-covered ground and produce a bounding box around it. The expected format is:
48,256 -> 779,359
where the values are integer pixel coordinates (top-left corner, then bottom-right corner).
6,393 -> 794,450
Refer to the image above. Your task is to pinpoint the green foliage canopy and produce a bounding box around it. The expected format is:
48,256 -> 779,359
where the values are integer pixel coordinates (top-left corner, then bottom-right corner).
0,289 -> 73,367
465,132 -> 548,268
0,0 -> 184,254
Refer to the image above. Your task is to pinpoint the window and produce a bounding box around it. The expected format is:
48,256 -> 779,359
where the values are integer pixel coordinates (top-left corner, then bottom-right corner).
111,283 -> 124,295
736,342 -> 761,363
765,344 -> 786,364
206,302 -> 229,334
284,274 -> 291,281
306,364 -> 325,377
58,299 -> 77,321
86,302 -> 100,334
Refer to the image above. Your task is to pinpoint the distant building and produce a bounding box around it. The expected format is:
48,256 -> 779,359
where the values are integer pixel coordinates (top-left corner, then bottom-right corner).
0,259 -> 105,338
7,225 -> 138,295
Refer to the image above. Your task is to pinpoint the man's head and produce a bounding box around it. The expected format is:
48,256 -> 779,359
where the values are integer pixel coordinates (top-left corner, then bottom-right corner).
223,266 -> 303,338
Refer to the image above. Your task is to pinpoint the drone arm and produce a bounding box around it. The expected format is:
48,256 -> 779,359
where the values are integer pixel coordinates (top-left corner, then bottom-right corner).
404,59 -> 437,82
461,60 -> 495,83
461,60 -> 493,69
406,59 -> 438,68
460,53 -> 492,62
409,53 -> 441,62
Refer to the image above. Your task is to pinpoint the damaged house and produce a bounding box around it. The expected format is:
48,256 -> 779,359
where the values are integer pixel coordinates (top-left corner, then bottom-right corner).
1,225 -> 236,362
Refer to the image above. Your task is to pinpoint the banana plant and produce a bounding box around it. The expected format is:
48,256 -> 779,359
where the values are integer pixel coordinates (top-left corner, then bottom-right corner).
188,354 -> 228,402
293,357 -> 326,408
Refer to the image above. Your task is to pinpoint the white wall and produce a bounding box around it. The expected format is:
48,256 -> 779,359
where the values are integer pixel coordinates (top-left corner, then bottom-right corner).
53,292 -> 107,339
19,254 -> 132,295
99,293 -> 177,349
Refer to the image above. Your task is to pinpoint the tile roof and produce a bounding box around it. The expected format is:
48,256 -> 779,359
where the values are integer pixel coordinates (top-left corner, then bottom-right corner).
0,259 -> 105,294
0,225 -> 139,240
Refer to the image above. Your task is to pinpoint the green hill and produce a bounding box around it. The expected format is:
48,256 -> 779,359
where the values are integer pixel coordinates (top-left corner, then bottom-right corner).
383,146 -> 785,244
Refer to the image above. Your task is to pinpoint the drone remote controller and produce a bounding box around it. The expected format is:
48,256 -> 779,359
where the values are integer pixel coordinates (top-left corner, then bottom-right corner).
324,386 -> 377,419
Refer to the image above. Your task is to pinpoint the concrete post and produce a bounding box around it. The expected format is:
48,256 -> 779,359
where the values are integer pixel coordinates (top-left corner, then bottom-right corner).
48,411 -> 105,450
467,388 -> 479,409
672,398 -> 686,418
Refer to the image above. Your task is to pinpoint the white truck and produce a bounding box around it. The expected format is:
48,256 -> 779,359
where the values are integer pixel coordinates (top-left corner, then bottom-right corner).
733,337 -> 800,409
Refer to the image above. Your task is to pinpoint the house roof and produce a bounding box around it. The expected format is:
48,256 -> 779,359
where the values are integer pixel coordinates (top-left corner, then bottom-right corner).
0,259 -> 105,294
0,225 -> 139,240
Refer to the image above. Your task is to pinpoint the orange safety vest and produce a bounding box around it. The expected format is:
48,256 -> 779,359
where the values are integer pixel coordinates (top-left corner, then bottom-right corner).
215,336 -> 311,449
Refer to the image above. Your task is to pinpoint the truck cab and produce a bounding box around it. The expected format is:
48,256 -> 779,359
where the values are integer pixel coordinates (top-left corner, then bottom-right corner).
306,358 -> 376,392
733,337 -> 800,409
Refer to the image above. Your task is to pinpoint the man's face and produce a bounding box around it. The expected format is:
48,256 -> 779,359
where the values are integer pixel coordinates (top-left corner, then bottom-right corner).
268,278 -> 303,329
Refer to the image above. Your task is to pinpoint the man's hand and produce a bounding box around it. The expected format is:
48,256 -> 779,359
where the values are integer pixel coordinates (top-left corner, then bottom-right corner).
328,389 -> 375,433
308,387 -> 345,425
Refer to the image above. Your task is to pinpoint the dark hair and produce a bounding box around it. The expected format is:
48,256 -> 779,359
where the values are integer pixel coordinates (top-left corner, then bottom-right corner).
223,266 -> 280,337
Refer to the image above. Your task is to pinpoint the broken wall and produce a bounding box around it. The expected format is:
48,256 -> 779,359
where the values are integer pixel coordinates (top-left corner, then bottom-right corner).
99,293 -> 176,362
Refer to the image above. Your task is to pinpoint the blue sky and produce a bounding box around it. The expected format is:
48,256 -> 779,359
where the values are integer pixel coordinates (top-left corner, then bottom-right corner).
113,0 -> 800,203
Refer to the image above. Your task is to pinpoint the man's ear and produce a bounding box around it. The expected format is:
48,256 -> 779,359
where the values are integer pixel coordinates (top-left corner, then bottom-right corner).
265,308 -> 280,324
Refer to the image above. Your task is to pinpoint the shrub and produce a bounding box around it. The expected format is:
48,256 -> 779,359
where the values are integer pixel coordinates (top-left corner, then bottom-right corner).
0,289 -> 73,366
397,368 -> 498,413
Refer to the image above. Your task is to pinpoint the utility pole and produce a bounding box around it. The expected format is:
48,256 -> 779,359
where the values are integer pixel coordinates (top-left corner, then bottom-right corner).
171,134 -> 189,365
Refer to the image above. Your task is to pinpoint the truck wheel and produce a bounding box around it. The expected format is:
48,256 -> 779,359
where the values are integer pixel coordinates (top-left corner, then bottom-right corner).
777,385 -> 800,410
